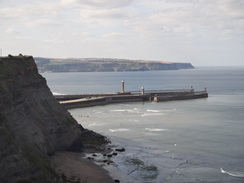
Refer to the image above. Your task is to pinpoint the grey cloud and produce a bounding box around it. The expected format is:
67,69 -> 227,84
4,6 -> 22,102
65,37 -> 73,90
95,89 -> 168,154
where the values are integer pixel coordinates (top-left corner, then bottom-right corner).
123,0 -> 244,41
80,9 -> 128,20
26,19 -> 63,27
5,27 -> 19,34
0,1 -> 66,28
1,0 -> 243,65
71,0 -> 134,9
220,0 -> 244,18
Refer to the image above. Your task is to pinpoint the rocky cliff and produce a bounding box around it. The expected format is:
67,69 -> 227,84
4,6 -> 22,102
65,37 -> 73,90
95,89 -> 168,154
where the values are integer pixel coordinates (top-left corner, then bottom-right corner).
0,55 -> 104,182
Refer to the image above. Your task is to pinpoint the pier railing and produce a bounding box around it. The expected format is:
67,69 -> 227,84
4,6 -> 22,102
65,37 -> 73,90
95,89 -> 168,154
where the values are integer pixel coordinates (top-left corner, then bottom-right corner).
130,89 -> 193,95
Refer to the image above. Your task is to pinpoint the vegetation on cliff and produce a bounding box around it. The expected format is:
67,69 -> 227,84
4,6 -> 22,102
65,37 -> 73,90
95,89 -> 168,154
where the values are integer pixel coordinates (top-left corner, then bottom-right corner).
34,57 -> 194,72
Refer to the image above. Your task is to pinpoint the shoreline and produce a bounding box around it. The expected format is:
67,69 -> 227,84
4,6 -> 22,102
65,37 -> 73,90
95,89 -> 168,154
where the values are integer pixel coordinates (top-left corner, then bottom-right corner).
50,151 -> 116,183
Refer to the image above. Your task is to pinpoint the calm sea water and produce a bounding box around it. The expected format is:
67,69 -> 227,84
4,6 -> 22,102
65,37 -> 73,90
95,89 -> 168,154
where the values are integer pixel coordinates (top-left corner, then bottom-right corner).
42,67 -> 244,183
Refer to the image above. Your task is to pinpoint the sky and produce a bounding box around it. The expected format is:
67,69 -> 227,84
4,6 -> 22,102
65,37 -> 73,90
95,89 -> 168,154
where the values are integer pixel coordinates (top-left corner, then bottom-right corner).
0,0 -> 244,66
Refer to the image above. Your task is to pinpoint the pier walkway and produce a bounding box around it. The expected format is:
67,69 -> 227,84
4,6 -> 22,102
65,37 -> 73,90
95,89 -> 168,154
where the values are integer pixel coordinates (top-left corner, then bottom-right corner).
54,88 -> 208,109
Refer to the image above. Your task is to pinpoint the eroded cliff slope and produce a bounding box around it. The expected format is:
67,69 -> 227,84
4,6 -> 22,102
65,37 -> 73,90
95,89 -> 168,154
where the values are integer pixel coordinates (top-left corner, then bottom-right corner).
0,55 -> 86,182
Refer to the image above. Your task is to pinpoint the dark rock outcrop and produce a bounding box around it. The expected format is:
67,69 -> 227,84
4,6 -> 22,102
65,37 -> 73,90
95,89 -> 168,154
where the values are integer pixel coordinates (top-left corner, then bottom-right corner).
0,55 -> 107,182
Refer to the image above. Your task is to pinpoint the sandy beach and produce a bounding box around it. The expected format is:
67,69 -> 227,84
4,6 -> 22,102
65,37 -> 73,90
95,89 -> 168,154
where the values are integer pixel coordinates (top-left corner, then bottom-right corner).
50,151 -> 115,183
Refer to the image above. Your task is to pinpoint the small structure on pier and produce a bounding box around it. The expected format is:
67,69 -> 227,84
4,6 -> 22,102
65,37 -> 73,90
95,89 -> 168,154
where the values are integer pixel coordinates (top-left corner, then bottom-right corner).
122,80 -> 125,93
141,87 -> 145,95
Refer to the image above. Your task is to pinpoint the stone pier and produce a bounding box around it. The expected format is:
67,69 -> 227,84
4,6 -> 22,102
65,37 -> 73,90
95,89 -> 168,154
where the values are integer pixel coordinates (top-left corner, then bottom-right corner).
55,87 -> 208,109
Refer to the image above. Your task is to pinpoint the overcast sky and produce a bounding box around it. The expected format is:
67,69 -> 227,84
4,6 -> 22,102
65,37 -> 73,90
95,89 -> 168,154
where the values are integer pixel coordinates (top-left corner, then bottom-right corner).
0,0 -> 243,66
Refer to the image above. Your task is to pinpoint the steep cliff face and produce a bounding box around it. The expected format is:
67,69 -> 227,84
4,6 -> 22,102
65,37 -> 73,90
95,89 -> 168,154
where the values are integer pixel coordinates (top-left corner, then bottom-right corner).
0,56 -> 84,182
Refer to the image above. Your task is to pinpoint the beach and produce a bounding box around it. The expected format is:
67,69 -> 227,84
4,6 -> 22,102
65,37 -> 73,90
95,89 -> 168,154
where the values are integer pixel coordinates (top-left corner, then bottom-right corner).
51,151 -> 115,183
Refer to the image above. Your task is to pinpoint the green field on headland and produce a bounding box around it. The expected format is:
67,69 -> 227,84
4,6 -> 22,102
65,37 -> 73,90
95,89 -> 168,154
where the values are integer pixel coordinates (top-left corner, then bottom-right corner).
35,57 -> 194,72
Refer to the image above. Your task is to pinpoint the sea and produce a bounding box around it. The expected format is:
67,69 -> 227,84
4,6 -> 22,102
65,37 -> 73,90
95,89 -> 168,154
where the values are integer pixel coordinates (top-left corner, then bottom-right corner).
41,67 -> 244,183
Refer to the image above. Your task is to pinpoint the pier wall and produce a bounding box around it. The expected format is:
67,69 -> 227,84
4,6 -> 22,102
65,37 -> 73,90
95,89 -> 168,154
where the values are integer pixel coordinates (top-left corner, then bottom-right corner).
60,94 -> 150,109
56,90 -> 208,109
153,92 -> 208,102
55,92 -> 131,101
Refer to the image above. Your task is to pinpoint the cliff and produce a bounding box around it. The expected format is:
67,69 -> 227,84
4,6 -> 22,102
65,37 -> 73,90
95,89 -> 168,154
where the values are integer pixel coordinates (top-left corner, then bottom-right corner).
35,57 -> 194,72
0,55 -> 107,182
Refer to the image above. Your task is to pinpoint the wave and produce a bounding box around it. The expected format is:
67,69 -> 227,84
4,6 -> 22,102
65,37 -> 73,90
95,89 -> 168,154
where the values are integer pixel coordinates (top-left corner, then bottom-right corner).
88,123 -> 96,127
165,150 -> 172,153
141,113 -> 165,117
147,109 -> 176,113
220,168 -> 244,178
160,109 -> 176,113
110,109 -> 138,113
147,109 -> 161,112
110,109 -> 126,112
87,123 -> 104,127
145,128 -> 169,132
109,128 -> 130,132
52,92 -> 64,95
126,109 -> 139,113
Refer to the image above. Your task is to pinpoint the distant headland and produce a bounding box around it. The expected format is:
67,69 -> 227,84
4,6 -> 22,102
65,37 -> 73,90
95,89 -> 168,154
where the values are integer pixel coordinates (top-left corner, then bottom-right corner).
34,57 -> 194,72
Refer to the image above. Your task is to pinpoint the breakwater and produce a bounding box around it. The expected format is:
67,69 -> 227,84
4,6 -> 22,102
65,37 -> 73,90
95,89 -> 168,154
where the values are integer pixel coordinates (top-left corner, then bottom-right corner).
55,88 -> 208,109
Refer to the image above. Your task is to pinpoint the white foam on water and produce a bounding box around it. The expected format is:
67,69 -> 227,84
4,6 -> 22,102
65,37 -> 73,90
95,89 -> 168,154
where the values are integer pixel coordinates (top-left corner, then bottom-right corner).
110,109 -> 126,112
109,128 -> 130,132
146,109 -> 176,113
126,109 -> 137,113
147,109 -> 161,112
167,108 -> 176,112
127,119 -> 140,123
165,150 -> 172,153
220,168 -> 244,178
52,92 -> 64,95
141,113 -> 165,117
145,128 -> 169,132
87,122 -> 106,127
110,109 -> 139,113
87,123 -> 96,127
